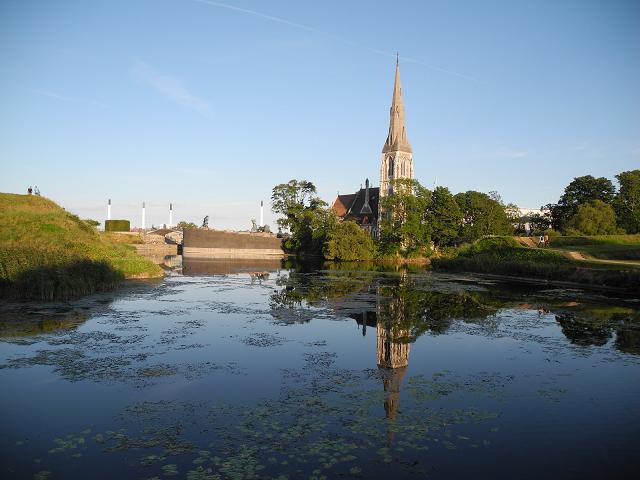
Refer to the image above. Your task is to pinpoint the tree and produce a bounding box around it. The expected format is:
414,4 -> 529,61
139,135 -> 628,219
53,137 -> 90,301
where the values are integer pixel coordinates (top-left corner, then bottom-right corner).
271,179 -> 330,255
565,200 -> 619,235
454,191 -> 513,242
614,169 -> 640,234
528,211 -> 552,235
323,221 -> 375,261
426,186 -> 462,247
379,178 -> 432,256
548,175 -> 616,231
176,221 -> 197,229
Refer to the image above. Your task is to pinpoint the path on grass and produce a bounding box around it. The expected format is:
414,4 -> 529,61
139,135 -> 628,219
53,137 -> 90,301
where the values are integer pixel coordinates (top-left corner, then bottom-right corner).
513,237 -> 640,267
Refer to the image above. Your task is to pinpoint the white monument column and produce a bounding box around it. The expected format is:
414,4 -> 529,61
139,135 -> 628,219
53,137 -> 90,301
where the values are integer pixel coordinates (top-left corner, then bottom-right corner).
142,201 -> 146,231
260,201 -> 264,227
169,203 -> 173,228
107,199 -> 111,220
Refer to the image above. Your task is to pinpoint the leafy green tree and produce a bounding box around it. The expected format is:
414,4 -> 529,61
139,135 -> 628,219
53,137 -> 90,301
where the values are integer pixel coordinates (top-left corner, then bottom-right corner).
454,191 -> 513,241
566,200 -> 620,235
613,169 -> 640,234
379,178 -> 432,256
323,220 -> 375,261
271,179 -> 330,255
176,221 -> 197,229
547,175 -> 616,231
426,186 -> 462,247
528,211 -> 552,235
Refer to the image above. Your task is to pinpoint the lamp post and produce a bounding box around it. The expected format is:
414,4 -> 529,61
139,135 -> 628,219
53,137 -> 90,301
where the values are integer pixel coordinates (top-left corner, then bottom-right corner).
260,200 -> 264,227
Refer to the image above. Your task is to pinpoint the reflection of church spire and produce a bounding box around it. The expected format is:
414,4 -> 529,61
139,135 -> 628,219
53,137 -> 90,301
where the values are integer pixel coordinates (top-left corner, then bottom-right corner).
376,280 -> 411,444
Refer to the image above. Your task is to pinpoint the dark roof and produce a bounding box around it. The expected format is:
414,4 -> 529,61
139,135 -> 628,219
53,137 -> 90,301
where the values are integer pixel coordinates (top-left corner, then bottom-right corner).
334,187 -> 379,223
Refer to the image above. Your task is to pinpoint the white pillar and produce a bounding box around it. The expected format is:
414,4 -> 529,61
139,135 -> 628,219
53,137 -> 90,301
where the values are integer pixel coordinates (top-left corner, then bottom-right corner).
142,201 -> 146,231
169,203 -> 173,228
260,201 -> 264,227
107,199 -> 111,220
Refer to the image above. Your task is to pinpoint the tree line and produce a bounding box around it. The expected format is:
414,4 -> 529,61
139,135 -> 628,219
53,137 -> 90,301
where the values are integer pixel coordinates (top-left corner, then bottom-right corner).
538,170 -> 640,236
271,169 -> 639,261
271,178 -> 513,260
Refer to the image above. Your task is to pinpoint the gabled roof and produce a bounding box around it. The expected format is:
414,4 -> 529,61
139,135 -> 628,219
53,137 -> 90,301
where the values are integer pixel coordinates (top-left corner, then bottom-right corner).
333,186 -> 380,223
333,193 -> 356,217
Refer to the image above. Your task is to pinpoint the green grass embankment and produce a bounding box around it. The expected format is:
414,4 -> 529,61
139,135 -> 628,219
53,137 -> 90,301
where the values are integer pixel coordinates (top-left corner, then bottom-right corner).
432,237 -> 640,294
549,235 -> 640,261
0,193 -> 162,300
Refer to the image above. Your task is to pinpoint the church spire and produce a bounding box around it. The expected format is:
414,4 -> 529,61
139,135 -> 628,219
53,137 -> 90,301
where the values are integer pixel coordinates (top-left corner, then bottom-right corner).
382,58 -> 412,154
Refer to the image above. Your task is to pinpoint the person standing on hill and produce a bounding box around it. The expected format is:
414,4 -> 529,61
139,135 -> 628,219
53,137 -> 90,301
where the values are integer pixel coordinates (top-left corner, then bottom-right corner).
27,186 -> 32,195
34,186 -> 40,196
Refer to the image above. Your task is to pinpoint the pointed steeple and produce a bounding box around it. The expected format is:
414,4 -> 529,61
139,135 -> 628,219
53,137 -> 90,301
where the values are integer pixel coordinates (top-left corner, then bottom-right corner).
382,58 -> 412,154
360,178 -> 373,215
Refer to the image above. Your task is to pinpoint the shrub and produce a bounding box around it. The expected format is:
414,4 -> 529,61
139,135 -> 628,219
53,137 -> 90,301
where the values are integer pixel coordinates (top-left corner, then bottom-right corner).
105,219 -> 130,232
323,221 -> 376,261
565,200 -> 620,235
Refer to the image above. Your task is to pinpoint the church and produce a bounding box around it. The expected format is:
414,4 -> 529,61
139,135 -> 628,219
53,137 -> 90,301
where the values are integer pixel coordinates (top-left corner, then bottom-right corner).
331,59 -> 414,238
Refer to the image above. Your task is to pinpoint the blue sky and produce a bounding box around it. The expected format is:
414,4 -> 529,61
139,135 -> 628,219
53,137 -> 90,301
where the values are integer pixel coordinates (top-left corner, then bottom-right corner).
2,0 -> 639,229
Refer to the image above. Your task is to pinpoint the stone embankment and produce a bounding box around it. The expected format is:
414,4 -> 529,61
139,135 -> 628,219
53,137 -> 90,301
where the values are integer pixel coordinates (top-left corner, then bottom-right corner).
132,229 -> 181,264
183,228 -> 284,259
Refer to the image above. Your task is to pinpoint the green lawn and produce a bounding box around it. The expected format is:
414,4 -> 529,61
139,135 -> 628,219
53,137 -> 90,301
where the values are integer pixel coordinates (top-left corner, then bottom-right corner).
0,193 -> 162,300
432,236 -> 640,294
548,235 -> 640,261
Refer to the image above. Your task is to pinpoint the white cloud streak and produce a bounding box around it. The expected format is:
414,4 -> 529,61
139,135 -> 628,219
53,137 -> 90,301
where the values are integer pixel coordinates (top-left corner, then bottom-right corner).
29,89 -> 109,108
192,0 -> 478,82
132,61 -> 211,116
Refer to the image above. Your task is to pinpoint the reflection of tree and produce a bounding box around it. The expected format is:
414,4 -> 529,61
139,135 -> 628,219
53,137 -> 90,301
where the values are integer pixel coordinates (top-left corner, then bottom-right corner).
270,272 -> 371,321
615,328 -> 640,355
0,309 -> 88,338
554,308 -> 640,353
270,269 -> 500,337
376,285 -> 498,340
555,313 -> 611,346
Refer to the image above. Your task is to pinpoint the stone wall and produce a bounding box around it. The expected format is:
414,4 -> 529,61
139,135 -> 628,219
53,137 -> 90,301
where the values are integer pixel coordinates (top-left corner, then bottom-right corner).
182,229 -> 284,258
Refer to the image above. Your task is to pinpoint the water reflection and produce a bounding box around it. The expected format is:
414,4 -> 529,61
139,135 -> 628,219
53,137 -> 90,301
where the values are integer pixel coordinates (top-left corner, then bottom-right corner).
2,261 -> 639,479
183,257 -> 282,276
270,267 -> 640,356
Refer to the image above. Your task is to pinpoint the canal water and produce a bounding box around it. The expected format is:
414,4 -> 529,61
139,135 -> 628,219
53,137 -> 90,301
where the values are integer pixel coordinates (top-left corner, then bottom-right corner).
1,258 -> 639,479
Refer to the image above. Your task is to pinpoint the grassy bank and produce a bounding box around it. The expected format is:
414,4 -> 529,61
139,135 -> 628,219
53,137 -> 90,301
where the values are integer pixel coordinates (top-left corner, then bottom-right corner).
549,235 -> 640,261
0,193 -> 162,300
432,237 -> 640,294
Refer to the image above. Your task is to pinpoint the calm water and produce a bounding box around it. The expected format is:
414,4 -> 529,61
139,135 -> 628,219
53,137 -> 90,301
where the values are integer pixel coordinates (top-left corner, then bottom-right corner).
1,258 -> 639,479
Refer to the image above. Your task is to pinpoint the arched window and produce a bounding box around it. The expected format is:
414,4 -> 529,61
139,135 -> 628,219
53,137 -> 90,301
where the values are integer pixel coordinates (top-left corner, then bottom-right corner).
388,158 -> 394,177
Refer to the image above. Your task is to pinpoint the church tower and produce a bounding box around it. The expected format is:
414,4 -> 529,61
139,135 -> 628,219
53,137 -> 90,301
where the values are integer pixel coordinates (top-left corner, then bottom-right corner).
379,58 -> 414,198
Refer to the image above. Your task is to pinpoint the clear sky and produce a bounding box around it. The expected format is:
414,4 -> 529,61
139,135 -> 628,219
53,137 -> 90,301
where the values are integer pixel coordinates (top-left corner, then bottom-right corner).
2,0 -> 639,230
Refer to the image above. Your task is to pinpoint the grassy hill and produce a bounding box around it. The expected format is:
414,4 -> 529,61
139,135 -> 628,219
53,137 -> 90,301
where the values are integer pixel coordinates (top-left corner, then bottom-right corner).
432,237 -> 640,294
548,235 -> 640,261
0,193 -> 162,300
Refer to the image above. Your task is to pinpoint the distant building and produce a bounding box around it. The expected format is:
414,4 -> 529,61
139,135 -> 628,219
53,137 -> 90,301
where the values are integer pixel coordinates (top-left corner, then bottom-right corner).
332,179 -> 379,236
332,58 -> 414,237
